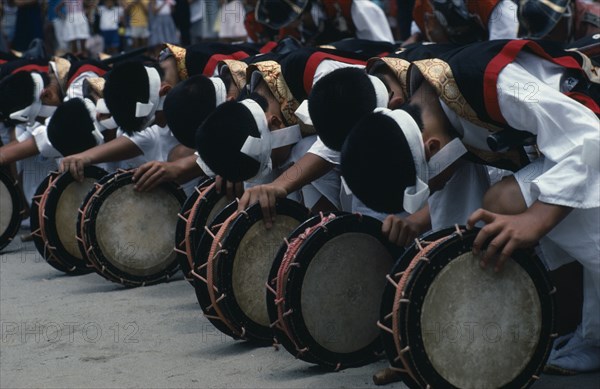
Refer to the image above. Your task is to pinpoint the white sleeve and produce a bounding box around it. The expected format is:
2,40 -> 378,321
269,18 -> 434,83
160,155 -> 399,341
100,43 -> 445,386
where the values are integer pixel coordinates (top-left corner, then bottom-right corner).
124,126 -> 157,158
487,0 -> 519,40
65,71 -> 100,101
307,136 -> 341,165
497,60 -> 600,208
350,0 -> 395,43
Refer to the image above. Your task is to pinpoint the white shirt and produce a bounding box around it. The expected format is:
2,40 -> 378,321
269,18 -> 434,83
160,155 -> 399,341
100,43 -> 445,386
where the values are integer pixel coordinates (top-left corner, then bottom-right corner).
98,5 -> 123,31
124,124 -> 180,163
441,51 -> 600,209
487,0 -> 519,40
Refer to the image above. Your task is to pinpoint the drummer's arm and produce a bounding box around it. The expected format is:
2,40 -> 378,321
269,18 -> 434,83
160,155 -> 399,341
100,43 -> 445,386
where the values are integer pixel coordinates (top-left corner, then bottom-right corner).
60,137 -> 143,181
132,155 -> 203,192
237,153 -> 334,227
0,138 -> 39,165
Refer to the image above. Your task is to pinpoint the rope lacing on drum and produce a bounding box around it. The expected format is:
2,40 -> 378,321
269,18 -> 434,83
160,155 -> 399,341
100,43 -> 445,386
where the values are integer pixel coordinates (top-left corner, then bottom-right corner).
454,224 -> 464,238
334,363 -> 342,372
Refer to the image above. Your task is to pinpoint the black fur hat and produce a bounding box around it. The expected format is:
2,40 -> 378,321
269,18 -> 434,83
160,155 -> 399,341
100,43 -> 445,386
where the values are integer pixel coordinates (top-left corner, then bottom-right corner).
47,98 -> 99,157
308,67 -> 378,151
341,111 -> 417,214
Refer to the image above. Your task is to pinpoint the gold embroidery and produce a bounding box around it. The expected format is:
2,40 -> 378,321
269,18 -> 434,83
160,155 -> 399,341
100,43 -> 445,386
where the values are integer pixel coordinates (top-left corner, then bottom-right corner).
51,56 -> 71,95
85,77 -> 106,98
166,43 -> 188,81
247,60 -> 300,127
367,57 -> 411,100
219,59 -> 248,92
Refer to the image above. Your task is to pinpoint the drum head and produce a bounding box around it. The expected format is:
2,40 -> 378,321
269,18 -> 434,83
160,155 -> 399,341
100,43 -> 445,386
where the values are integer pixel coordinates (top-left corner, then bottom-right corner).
41,166 -> 106,274
215,199 -> 309,343
285,214 -> 401,369
0,169 -> 23,252
385,227 -> 555,389
83,171 -> 186,286
193,200 -> 239,338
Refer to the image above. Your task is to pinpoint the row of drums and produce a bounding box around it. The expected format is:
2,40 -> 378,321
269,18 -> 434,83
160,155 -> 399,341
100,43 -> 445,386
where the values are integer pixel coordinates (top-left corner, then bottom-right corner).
0,167 -> 558,388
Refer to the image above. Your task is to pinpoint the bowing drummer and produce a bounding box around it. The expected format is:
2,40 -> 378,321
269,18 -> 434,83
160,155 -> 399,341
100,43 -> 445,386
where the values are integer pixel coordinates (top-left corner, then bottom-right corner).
340,39 -> 600,375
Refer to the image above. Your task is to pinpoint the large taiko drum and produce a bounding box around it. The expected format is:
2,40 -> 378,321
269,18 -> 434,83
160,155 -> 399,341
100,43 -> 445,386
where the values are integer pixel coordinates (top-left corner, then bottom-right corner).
0,169 -> 24,252
78,170 -> 186,286
174,177 -> 228,282
30,167 -> 107,274
267,213 -> 401,370
192,198 -> 308,343
378,226 -> 556,389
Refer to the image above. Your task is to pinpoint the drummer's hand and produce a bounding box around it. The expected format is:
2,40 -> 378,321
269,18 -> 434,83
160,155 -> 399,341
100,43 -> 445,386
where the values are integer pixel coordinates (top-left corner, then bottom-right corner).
132,161 -> 177,192
237,184 -> 287,229
60,154 -> 91,182
214,175 -> 244,200
467,202 -> 570,272
381,215 -> 420,247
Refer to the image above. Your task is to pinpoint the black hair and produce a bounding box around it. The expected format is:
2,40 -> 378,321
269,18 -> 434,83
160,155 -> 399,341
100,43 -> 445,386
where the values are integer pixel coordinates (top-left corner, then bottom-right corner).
308,67 -> 378,151
0,71 -> 35,124
104,61 -> 152,134
164,75 -> 218,148
341,112 -> 417,214
195,101 -> 261,181
47,98 -> 98,156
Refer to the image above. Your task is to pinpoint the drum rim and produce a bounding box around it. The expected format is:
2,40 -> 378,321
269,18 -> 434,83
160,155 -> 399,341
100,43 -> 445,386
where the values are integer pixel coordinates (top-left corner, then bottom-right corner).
284,213 -> 402,369
75,172 -> 117,280
41,166 -> 107,274
175,182 -> 204,282
30,172 -> 74,273
82,170 -> 187,286
379,227 -> 453,388
266,212 -> 346,362
192,199 -> 239,338
215,198 -> 309,343
0,169 -> 24,252
385,227 -> 555,389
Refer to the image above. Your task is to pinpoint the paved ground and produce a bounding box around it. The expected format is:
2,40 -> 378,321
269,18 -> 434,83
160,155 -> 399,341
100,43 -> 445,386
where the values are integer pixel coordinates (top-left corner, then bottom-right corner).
1,229 -> 599,389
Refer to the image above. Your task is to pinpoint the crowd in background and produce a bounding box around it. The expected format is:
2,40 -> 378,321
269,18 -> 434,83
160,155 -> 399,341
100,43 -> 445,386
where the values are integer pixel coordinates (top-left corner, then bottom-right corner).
0,0 -> 405,56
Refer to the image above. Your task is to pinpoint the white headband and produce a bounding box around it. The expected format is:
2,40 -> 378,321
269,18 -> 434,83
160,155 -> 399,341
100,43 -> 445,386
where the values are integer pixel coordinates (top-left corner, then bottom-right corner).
9,73 -> 57,125
82,98 -> 106,145
209,77 -> 228,106
375,108 -> 467,213
368,75 -> 389,109
134,66 -> 163,129
195,151 -> 215,177
239,99 -> 272,181
96,98 -> 109,114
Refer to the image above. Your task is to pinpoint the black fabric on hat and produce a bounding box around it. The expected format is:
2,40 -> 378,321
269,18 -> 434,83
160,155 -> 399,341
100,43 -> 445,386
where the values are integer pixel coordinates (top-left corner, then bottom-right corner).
308,67 -> 378,151
185,43 -> 258,77
341,112 -> 417,214
103,61 -> 153,135
0,71 -> 35,124
47,98 -> 97,157
164,75 -> 218,149
195,101 -> 261,182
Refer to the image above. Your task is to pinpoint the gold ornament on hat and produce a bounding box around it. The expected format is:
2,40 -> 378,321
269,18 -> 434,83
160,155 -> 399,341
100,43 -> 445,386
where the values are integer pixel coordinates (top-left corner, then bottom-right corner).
85,77 -> 106,98
247,61 -> 300,127
220,59 -> 248,92
51,56 -> 72,95
166,43 -> 188,81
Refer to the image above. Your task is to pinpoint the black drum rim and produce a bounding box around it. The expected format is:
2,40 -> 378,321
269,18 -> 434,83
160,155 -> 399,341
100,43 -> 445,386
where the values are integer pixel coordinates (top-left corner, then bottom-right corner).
266,211 -> 347,362
285,213 -> 402,370
192,199 -> 239,338
82,170 -> 187,287
174,178 -> 210,282
215,198 -> 309,343
41,166 -> 107,275
0,169 -> 24,252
